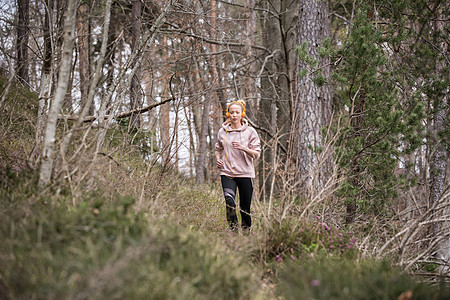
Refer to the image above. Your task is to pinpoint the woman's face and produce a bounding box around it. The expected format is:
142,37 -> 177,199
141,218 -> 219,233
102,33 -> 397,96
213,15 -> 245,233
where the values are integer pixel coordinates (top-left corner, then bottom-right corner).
228,104 -> 243,123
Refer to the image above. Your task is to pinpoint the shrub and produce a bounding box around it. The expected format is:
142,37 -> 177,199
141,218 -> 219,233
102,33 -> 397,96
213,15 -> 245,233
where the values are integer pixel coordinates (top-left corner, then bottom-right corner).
253,216 -> 359,264
277,257 -> 449,300
0,174 -> 263,300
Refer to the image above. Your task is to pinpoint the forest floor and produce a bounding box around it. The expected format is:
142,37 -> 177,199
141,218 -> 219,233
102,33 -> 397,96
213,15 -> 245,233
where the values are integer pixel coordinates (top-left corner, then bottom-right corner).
0,77 -> 449,299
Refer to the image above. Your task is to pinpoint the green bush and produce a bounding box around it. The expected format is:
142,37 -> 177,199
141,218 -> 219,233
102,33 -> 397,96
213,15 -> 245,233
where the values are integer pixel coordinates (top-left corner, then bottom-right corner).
0,174 -> 262,299
253,217 -> 359,264
277,258 -> 449,300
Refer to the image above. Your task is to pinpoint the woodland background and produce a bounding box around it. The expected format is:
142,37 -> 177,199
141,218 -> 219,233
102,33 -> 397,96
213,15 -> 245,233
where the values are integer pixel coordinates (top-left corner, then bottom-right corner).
0,0 -> 449,298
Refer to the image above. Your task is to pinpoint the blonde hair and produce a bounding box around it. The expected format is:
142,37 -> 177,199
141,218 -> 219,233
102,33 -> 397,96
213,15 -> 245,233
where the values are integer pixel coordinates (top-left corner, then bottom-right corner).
227,100 -> 246,112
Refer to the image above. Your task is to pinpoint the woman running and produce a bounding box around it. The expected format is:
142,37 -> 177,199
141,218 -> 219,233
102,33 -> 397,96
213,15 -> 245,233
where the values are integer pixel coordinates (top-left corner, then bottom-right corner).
214,100 -> 261,231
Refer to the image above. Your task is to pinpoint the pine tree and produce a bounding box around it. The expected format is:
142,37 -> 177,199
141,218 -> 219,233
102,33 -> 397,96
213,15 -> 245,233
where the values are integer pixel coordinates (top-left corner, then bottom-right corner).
334,8 -> 425,223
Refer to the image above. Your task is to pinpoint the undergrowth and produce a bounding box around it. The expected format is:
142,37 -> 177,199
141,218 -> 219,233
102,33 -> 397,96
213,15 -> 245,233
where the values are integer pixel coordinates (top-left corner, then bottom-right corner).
1,76 -> 448,299
278,258 -> 449,299
0,171 -> 264,300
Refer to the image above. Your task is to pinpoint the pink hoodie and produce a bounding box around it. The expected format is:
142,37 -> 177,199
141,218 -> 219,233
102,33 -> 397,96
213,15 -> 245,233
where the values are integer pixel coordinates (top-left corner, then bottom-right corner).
215,120 -> 261,178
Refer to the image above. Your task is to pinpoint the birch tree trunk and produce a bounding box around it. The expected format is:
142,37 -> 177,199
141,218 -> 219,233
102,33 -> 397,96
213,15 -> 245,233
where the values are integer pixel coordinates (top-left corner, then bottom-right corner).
36,0 -> 54,155
293,0 -> 331,195
39,0 -> 78,185
16,0 -> 30,85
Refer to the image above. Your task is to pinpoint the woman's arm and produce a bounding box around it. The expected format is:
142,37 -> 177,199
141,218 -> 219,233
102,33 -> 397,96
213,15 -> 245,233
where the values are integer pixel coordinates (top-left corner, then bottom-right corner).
214,129 -> 225,169
215,150 -> 224,168
231,142 -> 259,159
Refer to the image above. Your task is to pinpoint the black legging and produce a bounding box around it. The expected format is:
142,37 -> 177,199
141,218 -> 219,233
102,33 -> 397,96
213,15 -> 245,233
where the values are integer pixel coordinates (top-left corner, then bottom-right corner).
220,175 -> 253,229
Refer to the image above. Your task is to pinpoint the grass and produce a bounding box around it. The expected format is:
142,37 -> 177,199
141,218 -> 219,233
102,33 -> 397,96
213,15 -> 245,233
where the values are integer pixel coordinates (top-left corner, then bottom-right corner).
0,171 -> 265,299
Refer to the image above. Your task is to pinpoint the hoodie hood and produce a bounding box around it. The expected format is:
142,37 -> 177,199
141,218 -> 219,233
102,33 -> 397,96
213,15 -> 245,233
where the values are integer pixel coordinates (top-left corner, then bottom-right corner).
222,119 -> 249,132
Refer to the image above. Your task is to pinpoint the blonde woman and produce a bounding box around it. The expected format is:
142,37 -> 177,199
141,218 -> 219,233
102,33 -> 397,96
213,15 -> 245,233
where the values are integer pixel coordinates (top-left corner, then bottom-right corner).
214,100 -> 261,230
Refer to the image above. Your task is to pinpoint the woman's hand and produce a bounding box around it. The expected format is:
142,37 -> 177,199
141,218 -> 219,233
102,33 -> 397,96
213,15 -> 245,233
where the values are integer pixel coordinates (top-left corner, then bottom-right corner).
232,142 -> 258,159
216,158 -> 224,169
232,141 -> 245,151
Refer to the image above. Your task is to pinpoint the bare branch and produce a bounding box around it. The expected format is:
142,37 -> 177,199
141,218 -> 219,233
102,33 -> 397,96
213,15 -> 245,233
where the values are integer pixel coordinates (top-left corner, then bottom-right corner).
161,22 -> 270,53
59,97 -> 175,123
246,118 -> 287,154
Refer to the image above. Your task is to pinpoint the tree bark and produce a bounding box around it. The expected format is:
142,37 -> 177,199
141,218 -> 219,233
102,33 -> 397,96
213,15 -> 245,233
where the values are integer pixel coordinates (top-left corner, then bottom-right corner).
105,8 -> 117,113
242,0 -> 257,119
195,96 -> 210,183
16,0 -> 30,85
259,0 -> 297,200
130,0 -> 142,129
36,0 -> 54,155
76,0 -> 93,115
430,8 -> 449,274
39,0 -> 78,185
160,94 -> 171,165
292,0 -> 331,196
208,0 -> 224,174
196,0 -> 220,183
429,92 -> 449,272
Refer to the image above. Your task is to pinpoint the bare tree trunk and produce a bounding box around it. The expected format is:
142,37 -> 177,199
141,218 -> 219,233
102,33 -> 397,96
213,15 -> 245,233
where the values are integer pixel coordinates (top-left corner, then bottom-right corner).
130,0 -> 142,129
183,94 -> 195,177
54,0 -> 66,84
76,0 -> 93,115
210,0 -> 223,179
0,57 -> 16,111
16,0 -> 30,85
196,0 -> 220,183
36,0 -> 54,156
430,9 -> 449,273
243,0 -> 257,119
39,0 -> 78,185
60,0 -> 111,157
259,0 -> 297,200
159,35 -> 171,165
292,0 -> 331,196
95,0 -> 173,152
259,1 -> 278,202
160,96 -> 170,164
105,8 -> 117,113
430,94 -> 449,272
195,96 -> 209,183
186,70 -> 199,177
144,67 -> 156,154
